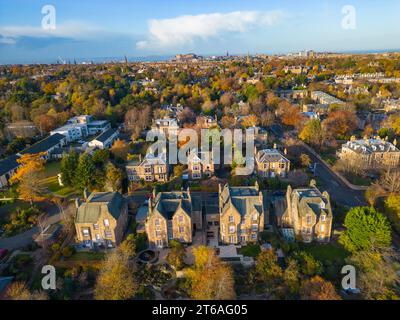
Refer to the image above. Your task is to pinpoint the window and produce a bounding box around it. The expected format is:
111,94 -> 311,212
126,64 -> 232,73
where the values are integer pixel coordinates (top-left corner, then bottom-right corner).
145,176 -> 152,181
95,234 -> 101,240
251,234 -> 257,240
179,226 -> 184,233
229,236 -> 235,244
93,223 -> 99,230
104,230 -> 112,238
145,166 -> 152,173
104,219 -> 110,227
252,224 -> 258,232
156,231 -> 161,237
229,225 -> 235,234
321,215 -> 326,222
320,225 -> 325,232
228,215 -> 234,223
179,215 -> 184,223
252,213 -> 258,222
82,229 -> 90,237
306,215 -> 312,225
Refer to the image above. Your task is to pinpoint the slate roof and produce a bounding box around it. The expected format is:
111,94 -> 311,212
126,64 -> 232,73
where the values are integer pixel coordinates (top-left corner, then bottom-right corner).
342,139 -> 399,154
293,188 -> 331,218
93,128 -> 117,143
152,191 -> 201,220
220,184 -> 264,218
256,149 -> 290,163
0,155 -> 20,176
75,192 -> 124,223
19,133 -> 65,155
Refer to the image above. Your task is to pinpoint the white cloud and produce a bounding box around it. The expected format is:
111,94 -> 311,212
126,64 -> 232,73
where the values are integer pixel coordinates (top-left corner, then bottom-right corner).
0,21 -> 105,44
137,10 -> 285,50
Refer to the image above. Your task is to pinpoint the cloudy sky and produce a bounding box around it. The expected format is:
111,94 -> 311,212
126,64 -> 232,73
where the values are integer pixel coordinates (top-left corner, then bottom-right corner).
1,0 -> 400,64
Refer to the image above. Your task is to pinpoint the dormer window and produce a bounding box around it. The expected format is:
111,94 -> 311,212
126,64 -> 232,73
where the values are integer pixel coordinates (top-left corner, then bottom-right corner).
179,215 -> 183,222
104,219 -> 110,227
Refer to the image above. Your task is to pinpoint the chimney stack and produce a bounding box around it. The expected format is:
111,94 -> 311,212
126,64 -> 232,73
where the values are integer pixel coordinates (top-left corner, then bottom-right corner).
83,188 -> 90,201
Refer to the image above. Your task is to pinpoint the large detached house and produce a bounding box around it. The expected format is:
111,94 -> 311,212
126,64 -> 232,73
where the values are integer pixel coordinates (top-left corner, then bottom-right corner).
281,181 -> 332,243
126,153 -> 169,182
145,189 -> 202,248
255,148 -> 290,178
338,138 -> 400,169
75,191 -> 128,248
219,183 -> 265,245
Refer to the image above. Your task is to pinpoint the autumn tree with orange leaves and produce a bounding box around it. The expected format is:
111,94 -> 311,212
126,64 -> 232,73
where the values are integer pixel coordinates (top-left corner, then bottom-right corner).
300,276 -> 341,300
10,152 -> 47,205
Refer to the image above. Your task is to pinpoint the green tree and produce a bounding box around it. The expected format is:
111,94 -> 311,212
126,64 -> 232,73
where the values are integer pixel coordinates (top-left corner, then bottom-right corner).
60,150 -> 79,187
293,251 -> 323,276
75,153 -> 95,191
255,250 -> 283,284
166,239 -> 186,270
339,207 -> 392,252
105,162 -> 124,192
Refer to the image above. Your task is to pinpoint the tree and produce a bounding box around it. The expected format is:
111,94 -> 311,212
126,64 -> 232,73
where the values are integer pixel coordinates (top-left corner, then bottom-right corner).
166,240 -> 186,270
300,153 -> 311,168
105,162 -> 124,192
124,106 -> 151,141
75,153 -> 95,191
322,110 -> 358,139
5,281 -> 48,300
299,119 -> 324,148
60,150 -> 79,187
379,168 -> 400,194
255,250 -> 283,284
187,246 -> 235,300
339,207 -> 392,252
10,153 -> 47,204
282,258 -> 301,296
111,139 -> 129,161
300,276 -> 340,300
347,249 -> 399,300
94,238 -> 138,300
293,251 -> 323,276
34,114 -> 58,133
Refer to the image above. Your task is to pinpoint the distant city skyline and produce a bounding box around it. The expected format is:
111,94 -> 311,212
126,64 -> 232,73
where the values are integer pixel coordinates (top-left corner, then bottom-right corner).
1,0 -> 400,64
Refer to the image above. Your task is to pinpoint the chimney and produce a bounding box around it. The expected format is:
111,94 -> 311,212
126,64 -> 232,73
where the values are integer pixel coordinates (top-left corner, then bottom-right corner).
75,198 -> 80,208
284,148 -> 287,155
273,143 -> 277,150
83,188 -> 90,201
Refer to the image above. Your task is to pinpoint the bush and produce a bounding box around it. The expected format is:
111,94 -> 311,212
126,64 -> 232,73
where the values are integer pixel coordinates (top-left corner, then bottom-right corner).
51,243 -> 61,252
62,246 -> 75,258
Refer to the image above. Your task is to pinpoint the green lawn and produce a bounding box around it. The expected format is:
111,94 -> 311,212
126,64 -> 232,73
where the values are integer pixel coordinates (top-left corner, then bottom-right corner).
299,242 -> 349,264
39,161 -> 78,198
67,251 -> 105,261
238,244 -> 261,257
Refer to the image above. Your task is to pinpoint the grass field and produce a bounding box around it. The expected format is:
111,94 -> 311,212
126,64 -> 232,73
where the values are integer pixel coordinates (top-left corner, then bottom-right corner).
238,244 -> 261,257
67,251 -> 106,261
299,242 -> 349,263
39,161 -> 78,198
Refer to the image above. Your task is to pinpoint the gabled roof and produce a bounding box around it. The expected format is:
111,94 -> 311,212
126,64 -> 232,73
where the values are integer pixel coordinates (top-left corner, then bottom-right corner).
19,133 -> 65,155
256,149 -> 289,163
75,192 -> 124,223
93,128 -> 117,143
152,191 -> 201,220
0,155 -> 20,176
220,184 -> 263,218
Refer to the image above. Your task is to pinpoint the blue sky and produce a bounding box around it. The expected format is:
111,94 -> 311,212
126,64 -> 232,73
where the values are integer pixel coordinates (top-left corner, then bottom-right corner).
1,0 -> 400,64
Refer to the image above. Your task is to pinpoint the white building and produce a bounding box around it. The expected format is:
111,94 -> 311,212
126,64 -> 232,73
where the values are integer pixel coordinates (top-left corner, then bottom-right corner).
50,115 -> 111,142
88,128 -> 119,149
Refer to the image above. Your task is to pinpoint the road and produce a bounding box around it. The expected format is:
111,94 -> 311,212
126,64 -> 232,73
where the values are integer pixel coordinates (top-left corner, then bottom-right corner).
0,204 -> 63,251
270,123 -> 366,207
298,144 -> 366,207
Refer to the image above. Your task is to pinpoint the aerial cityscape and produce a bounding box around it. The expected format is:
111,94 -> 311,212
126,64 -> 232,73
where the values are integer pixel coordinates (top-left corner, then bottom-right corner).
0,0 -> 399,308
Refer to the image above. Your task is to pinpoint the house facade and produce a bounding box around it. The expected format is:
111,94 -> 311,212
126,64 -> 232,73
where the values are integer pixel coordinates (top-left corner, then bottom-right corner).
338,138 -> 400,169
187,150 -> 215,179
75,191 -> 128,248
219,183 -> 265,245
126,153 -> 169,182
145,189 -> 202,248
255,148 -> 290,178
281,181 -> 332,243
88,128 -> 119,149
151,118 -> 180,138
